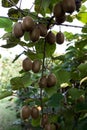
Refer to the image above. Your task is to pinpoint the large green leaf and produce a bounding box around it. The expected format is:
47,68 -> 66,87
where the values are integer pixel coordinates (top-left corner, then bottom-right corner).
8,8 -> 20,21
2,0 -> 19,8
47,92 -> 63,107
75,102 -> 87,113
0,91 -> 13,99
77,12 -> 87,24
78,117 -> 87,130
35,39 -> 56,58
78,63 -> 87,77
0,17 -> 13,31
68,88 -> 85,100
56,69 -> 70,85
10,72 -> 32,90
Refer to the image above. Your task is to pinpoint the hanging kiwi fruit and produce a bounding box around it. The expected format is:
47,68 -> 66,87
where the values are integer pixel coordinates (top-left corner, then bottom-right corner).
47,73 -> 57,88
22,57 -> 32,71
39,76 -> 47,88
20,105 -> 31,120
46,31 -> 56,45
56,31 -> 64,44
62,0 -> 76,14
31,106 -> 39,119
32,59 -> 41,73
13,22 -> 24,38
29,25 -> 40,42
22,16 -> 35,31
38,23 -> 47,37
40,114 -> 49,128
55,14 -> 66,25
53,2 -> 64,18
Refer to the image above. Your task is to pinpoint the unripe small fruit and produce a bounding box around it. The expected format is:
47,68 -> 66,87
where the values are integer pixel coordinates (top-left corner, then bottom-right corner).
22,57 -> 32,71
32,59 -> 41,73
22,16 -> 34,31
13,22 -> 24,38
39,76 -> 47,88
47,73 -> 57,88
31,107 -> 39,119
46,31 -> 56,44
56,31 -> 64,44
20,105 -> 31,120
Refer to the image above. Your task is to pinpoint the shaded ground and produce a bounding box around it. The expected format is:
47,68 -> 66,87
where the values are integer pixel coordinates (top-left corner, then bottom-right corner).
0,97 -> 21,130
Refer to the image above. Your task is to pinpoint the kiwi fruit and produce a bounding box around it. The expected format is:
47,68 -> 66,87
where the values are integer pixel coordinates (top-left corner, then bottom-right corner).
30,26 -> 40,42
38,23 -> 47,37
20,105 -> 31,120
31,107 -> 39,119
55,14 -> 66,25
47,73 -> 57,88
13,22 -> 24,38
39,76 -> 47,88
32,59 -> 41,73
22,16 -> 34,31
56,31 -> 64,44
53,2 -> 64,18
40,114 -> 48,128
46,31 -> 56,44
44,123 -> 52,130
22,57 -> 32,71
62,0 -> 76,14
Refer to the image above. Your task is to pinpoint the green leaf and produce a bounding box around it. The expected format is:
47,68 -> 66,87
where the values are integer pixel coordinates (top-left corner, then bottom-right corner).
8,8 -> 20,21
31,117 -> 40,127
2,0 -> 19,8
78,63 -> 87,77
77,12 -> 87,24
78,117 -> 87,130
68,88 -> 85,100
75,102 -> 87,113
56,69 -> 70,85
10,77 -> 25,90
47,93 -> 63,107
75,39 -> 87,49
0,91 -> 12,99
0,17 -> 13,31
35,39 -> 56,58
24,32 -> 30,41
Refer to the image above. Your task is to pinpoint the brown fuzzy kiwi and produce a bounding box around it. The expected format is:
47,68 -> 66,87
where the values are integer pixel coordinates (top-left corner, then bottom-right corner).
39,76 -> 47,88
29,26 -> 40,42
62,0 -> 76,14
31,107 -> 39,119
47,73 -> 57,88
32,59 -> 41,73
22,57 -> 32,71
53,2 -> 64,18
44,123 -> 52,130
22,16 -> 34,31
13,22 -> 24,38
46,31 -> 56,44
56,31 -> 64,44
38,23 -> 47,37
20,105 -> 31,120
40,114 -> 49,128
55,14 -> 66,25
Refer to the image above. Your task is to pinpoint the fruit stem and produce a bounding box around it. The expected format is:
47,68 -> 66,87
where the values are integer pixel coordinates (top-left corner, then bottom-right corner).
40,40 -> 46,117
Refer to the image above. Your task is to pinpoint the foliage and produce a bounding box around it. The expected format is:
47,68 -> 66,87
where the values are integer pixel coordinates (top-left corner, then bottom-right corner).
0,0 -> 87,130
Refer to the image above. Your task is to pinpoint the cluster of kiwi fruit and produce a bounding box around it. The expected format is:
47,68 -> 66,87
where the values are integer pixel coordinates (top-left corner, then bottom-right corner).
21,106 -> 59,130
22,57 -> 41,73
20,105 -> 39,120
12,15 -> 47,42
53,0 -> 81,25
39,73 -> 57,88
12,15 -> 65,45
